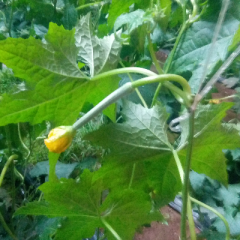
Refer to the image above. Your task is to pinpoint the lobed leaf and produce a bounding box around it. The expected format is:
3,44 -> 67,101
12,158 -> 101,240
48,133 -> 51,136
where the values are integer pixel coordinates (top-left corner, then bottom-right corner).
16,170 -> 162,240
178,103 -> 240,185
86,101 -> 181,205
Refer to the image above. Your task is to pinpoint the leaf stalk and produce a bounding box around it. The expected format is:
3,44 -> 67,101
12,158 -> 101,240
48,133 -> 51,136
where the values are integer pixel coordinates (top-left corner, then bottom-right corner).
101,218 -> 122,240
180,110 -> 195,240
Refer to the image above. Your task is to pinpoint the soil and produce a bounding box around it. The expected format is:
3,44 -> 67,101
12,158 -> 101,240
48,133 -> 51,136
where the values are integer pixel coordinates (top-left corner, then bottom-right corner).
134,206 -> 201,240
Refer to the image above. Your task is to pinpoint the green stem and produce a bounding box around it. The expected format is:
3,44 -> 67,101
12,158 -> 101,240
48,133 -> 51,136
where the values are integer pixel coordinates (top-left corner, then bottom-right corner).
187,197 -> 196,240
9,0 -> 14,37
91,67 -> 157,82
189,0 -> 198,21
53,0 -> 57,14
152,23 -> 187,106
164,23 -> 187,74
128,163 -> 136,189
119,62 -> 148,108
4,125 -> 12,155
0,155 -> 18,187
73,74 -> 191,131
172,150 -> 196,240
76,1 -> 103,10
73,83 -> 133,130
188,196 -> 230,240
181,110 -> 195,240
172,150 -> 184,183
0,212 -> 18,240
132,75 -> 191,94
0,155 -> 18,240
101,218 -> 122,240
132,75 -> 192,107
4,125 -> 15,222
147,33 -> 163,74
18,123 -> 30,159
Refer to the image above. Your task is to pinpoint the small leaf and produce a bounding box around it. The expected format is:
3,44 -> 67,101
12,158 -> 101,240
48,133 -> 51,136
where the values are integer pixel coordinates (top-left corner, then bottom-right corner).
62,3 -> 78,30
228,23 -> 240,52
108,0 -> 151,30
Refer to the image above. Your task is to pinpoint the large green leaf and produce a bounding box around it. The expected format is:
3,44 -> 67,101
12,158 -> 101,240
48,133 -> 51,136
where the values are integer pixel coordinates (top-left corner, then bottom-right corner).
168,0 -> 240,93
86,100 -> 172,155
178,103 -> 240,185
16,170 -> 161,240
86,101 -> 181,205
75,13 -> 122,77
0,17 -> 121,125
0,23 -> 90,126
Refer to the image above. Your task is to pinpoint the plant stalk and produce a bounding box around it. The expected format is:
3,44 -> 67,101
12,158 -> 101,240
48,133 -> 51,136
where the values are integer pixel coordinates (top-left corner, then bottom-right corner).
152,6 -> 188,106
189,196 -> 230,240
91,67 -> 157,82
73,83 -> 134,130
0,154 -> 18,240
73,74 -> 191,131
172,150 -> 196,240
132,75 -> 192,107
180,110 -> 195,240
101,218 -> 122,240
119,62 -> 148,108
196,0 -> 230,95
128,163 -> 136,189
0,155 -> 18,187
147,33 -> 164,74
76,1 -> 103,11
0,212 -> 18,240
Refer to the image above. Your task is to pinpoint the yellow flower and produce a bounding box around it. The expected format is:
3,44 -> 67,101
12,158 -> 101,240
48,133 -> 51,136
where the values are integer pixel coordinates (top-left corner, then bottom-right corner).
44,126 -> 76,153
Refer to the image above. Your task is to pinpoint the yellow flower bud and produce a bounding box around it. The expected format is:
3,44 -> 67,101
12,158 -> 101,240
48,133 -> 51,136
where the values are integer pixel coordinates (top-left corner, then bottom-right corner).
44,126 -> 76,153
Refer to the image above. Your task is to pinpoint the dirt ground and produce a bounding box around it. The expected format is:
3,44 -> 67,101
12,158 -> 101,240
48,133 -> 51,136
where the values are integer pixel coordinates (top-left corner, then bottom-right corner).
134,206 -> 201,240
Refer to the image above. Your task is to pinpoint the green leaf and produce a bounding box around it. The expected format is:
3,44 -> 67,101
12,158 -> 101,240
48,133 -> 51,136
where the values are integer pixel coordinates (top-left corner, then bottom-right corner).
100,189 -> 163,240
108,0 -> 151,30
62,3 -> 78,30
0,23 -> 91,126
178,103 -> 234,150
16,170 -> 161,240
86,101 -> 181,205
178,103 -> 240,185
16,170 -> 103,238
86,100 -> 172,155
75,13 -> 122,77
168,1 -> 240,93
229,24 -> 240,52
29,160 -> 78,180
213,206 -> 240,237
114,9 -> 149,34
158,0 -> 172,30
